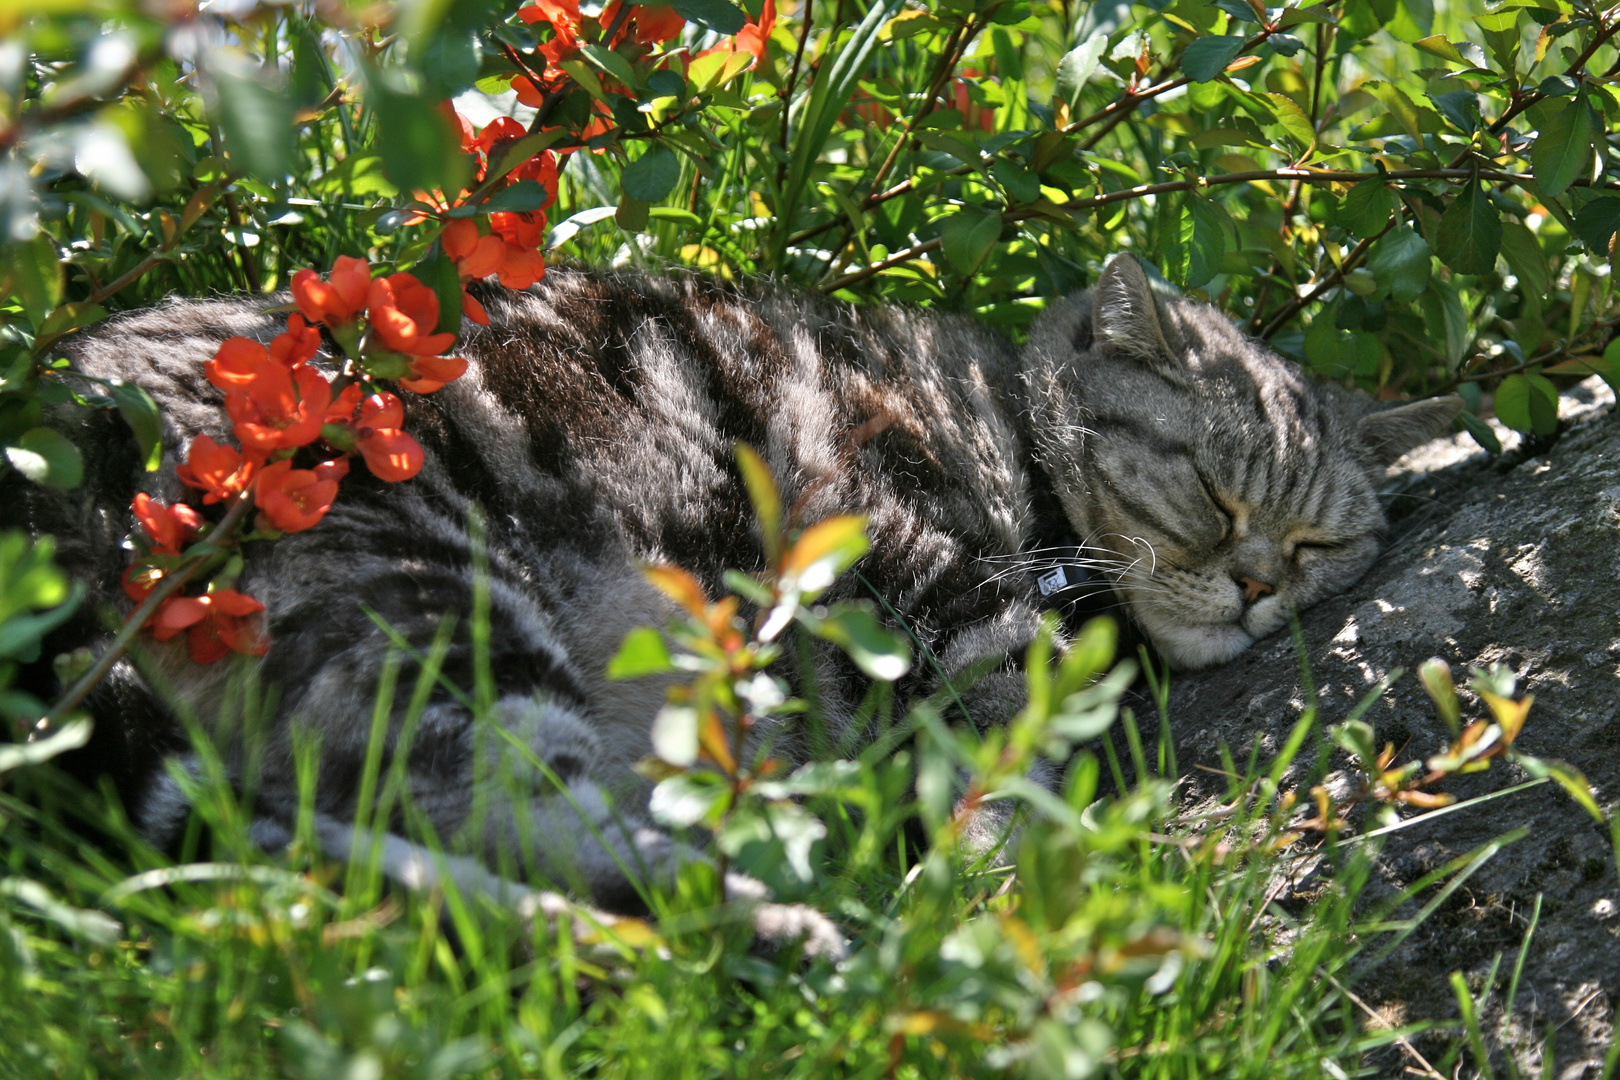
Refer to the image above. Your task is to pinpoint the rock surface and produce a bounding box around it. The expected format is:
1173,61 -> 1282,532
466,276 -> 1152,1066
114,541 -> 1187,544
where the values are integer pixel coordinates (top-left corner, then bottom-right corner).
1166,376 -> 1620,1078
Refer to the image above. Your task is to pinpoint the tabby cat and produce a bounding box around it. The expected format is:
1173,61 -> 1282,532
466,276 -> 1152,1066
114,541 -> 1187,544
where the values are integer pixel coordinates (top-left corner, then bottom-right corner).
17,253 -> 1458,931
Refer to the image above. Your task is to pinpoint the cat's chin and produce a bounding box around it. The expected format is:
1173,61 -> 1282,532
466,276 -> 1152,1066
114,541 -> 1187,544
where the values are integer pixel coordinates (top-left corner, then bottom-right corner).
1141,621 -> 1256,670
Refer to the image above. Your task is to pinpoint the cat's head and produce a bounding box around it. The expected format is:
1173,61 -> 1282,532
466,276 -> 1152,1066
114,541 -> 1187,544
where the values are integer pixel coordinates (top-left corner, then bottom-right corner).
1022,254 -> 1461,669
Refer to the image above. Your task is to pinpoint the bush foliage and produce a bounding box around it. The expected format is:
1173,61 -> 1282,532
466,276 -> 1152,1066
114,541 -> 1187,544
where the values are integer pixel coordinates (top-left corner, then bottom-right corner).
4,0 -> 1620,1076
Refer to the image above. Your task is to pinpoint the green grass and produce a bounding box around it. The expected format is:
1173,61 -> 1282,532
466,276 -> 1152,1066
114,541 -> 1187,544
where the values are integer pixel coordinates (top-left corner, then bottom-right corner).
0,602 -> 1548,1080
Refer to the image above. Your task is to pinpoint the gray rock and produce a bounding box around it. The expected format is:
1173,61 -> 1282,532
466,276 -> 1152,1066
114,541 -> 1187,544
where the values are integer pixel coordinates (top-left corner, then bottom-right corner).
1165,376 -> 1620,1076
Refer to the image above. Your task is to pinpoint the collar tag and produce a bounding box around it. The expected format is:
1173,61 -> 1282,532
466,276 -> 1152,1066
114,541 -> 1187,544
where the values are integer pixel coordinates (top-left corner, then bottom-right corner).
1035,562 -> 1090,598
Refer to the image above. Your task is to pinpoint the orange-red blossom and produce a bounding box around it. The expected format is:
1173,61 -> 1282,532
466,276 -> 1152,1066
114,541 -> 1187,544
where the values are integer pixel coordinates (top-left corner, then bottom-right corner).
255,457 -> 348,534
325,385 -> 425,483
152,590 -> 268,665
291,256 -> 373,327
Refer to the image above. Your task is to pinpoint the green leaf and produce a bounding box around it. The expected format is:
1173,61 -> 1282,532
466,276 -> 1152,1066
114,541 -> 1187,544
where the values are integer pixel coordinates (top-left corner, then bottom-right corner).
1492,373 -> 1555,434
1458,411 -> 1502,455
413,255 -> 463,337
607,626 -> 674,679
1514,755 -> 1606,823
1572,195 -> 1620,254
107,380 -> 163,472
1367,225 -> 1432,303
734,443 -> 781,562
1498,219 -> 1549,297
467,180 -> 551,215
1364,81 -> 1424,143
1417,658 -> 1461,734
616,193 -> 650,232
1259,92 -> 1316,150
621,145 -> 680,204
209,53 -> 295,181
6,428 -> 83,490
1531,95 -> 1593,199
811,603 -> 911,681
1526,373 -> 1559,435
1338,180 -> 1394,238
648,772 -> 730,827
671,0 -> 747,34
2,234 -> 62,325
1182,35 -> 1246,83
990,158 -> 1040,205
36,302 -> 106,342
1436,179 -> 1501,275
369,78 -> 468,194
581,42 -> 639,90
939,205 -> 1002,275
1184,197 -> 1227,289
1055,38 -> 1107,107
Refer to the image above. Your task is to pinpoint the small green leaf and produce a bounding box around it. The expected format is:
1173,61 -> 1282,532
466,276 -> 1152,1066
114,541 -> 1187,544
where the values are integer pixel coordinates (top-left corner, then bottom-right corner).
734,443 -> 782,562
1498,219 -> 1549,298
1515,755 -> 1606,823
1572,195 -> 1620,254
990,158 -> 1040,205
1526,373 -> 1559,435
1055,38 -> 1107,106
939,205 -> 1002,275
209,52 -> 295,181
1185,196 -> 1227,289
412,254 -> 463,337
1417,657 -> 1461,735
467,180 -> 551,215
671,0 -> 747,34
581,43 -> 639,91
811,603 -> 911,681
616,193 -> 650,232
1493,373 -> 1532,432
648,772 -> 730,827
6,428 -> 83,490
621,145 -> 680,204
369,78 -> 469,195
3,234 -> 62,325
1337,180 -> 1394,238
1458,411 -> 1502,455
36,302 -> 107,342
1367,225 -> 1432,303
608,626 -> 675,679
1531,95 -> 1593,198
1182,35 -> 1246,83
107,380 -> 163,472
1436,178 -> 1501,275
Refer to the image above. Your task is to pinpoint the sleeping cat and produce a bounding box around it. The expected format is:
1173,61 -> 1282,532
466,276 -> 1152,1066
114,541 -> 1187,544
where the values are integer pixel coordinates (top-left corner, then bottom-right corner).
17,253 -> 1458,932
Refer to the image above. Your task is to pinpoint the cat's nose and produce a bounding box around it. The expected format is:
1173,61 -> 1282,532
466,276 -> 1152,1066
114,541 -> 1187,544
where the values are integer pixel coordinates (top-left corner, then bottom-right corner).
1236,575 -> 1274,604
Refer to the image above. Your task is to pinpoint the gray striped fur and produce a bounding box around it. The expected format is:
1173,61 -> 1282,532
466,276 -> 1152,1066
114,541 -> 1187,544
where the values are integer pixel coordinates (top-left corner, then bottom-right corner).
16,257 -> 1457,918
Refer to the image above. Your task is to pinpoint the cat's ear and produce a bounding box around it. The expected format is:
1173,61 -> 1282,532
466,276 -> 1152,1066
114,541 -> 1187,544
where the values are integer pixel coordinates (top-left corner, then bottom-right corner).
1092,254 -> 1186,377
1357,396 -> 1463,466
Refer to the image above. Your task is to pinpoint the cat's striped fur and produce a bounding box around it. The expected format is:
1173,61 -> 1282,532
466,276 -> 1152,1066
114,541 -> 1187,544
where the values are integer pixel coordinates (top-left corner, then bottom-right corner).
17,255 -> 1458,926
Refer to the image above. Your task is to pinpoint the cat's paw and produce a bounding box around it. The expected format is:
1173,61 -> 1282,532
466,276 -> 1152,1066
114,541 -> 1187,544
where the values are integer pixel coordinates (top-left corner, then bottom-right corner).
725,872 -> 847,961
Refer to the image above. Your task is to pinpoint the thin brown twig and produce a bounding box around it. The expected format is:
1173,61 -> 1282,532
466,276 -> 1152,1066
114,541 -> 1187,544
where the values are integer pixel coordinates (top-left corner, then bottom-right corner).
47,493 -> 257,724
1258,220 -> 1393,339
1321,971 -> 1447,1080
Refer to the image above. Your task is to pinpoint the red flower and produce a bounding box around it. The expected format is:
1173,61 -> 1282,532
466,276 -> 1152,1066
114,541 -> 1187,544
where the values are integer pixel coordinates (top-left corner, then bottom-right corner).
602,1 -> 685,45
254,458 -> 341,533
206,337 -> 271,389
401,355 -> 469,395
151,591 -> 268,664
177,435 -> 260,504
367,274 -> 458,357
291,256 -> 372,327
325,382 -> 365,424
519,0 -> 581,31
270,314 -> 321,368
133,493 -> 204,556
123,561 -> 165,602
352,393 -> 425,481
225,364 -> 332,453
